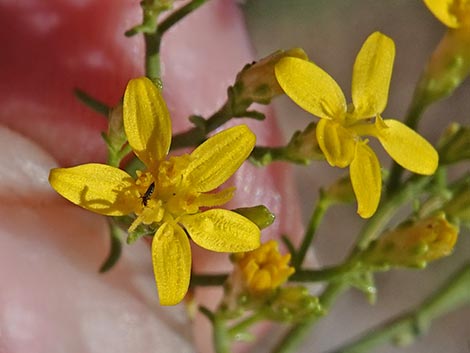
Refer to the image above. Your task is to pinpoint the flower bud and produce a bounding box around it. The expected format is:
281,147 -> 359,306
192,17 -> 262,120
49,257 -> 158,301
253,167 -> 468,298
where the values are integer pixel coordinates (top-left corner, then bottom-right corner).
266,286 -> 323,323
285,122 -> 324,164
324,175 -> 356,205
438,123 -> 470,164
443,180 -> 470,226
361,213 -> 458,268
106,103 -> 127,149
234,48 -> 308,104
233,205 -> 275,230
232,240 -> 295,296
413,28 -> 470,107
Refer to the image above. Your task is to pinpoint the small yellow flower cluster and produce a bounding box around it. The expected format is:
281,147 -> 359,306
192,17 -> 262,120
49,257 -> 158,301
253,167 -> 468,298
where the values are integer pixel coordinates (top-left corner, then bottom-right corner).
275,32 -> 439,218
233,240 -> 295,295
49,77 -> 261,305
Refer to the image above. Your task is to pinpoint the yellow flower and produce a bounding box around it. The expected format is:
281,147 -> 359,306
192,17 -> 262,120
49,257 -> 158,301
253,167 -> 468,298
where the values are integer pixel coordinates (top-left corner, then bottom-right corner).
424,0 -> 470,28
275,32 -> 438,218
49,77 -> 261,305
233,240 -> 295,295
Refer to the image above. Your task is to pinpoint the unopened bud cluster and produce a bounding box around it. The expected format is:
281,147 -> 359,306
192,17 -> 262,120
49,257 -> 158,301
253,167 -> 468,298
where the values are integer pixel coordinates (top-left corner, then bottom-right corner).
361,214 -> 458,269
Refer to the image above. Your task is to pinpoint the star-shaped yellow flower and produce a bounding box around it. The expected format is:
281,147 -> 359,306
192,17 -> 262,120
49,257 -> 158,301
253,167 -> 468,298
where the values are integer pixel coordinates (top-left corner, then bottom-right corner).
275,32 -> 438,218
424,0 -> 470,28
49,77 -> 261,305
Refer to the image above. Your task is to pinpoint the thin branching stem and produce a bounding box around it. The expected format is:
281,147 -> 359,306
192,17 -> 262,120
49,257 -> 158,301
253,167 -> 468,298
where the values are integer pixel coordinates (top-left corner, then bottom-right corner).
291,263 -> 352,282
171,102 -> 232,150
158,0 -> 208,35
273,173 -> 433,352
330,262 -> 470,353
190,273 -> 228,287
292,191 -> 330,269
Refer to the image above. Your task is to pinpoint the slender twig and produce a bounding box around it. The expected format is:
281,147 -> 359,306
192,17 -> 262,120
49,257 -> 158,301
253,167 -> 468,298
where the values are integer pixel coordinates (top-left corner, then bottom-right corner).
171,102 -> 232,150
144,32 -> 161,83
158,0 -> 208,35
330,262 -> 470,353
99,220 -> 123,273
273,174 -> 433,352
143,0 -> 209,81
292,192 -> 330,269
190,273 -> 228,287
228,312 -> 265,338
74,88 -> 110,116
291,263 -> 353,283
213,313 -> 231,353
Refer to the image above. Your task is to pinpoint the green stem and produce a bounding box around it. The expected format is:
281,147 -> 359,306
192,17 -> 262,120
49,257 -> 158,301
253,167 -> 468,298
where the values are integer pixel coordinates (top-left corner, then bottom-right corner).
272,282 -> 348,353
291,263 -> 353,283
108,144 -> 132,168
171,102 -> 232,150
331,262 -> 470,353
228,312 -> 264,338
213,314 -> 231,353
273,174 -> 433,352
190,273 -> 228,287
144,33 -> 161,83
158,0 -> 208,35
200,305 -> 230,353
142,0 -> 208,82
292,192 -> 330,269
250,146 -> 289,166
99,220 -> 123,273
74,89 -> 110,116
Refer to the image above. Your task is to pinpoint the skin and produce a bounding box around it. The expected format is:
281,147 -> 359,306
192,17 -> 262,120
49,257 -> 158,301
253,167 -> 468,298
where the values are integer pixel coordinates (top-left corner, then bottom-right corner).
0,1 -> 303,352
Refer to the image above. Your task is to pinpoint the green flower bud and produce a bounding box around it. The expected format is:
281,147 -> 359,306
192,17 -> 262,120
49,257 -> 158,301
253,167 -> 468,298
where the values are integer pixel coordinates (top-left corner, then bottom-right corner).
284,122 -> 324,164
438,123 -> 470,164
324,175 -> 356,205
106,103 -> 127,150
413,28 -> 470,107
234,48 -> 308,104
361,213 -> 458,269
443,179 -> 470,227
233,205 -> 275,230
266,286 -> 323,323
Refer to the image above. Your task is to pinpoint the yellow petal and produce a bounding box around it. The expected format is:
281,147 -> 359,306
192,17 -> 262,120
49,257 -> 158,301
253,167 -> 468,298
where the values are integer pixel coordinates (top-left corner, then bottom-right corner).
152,223 -> 191,306
423,0 -> 465,28
183,125 -> 255,192
350,143 -> 382,218
123,77 -> 172,167
195,187 -> 235,208
49,163 -> 140,216
275,57 -> 347,120
351,32 -> 395,119
316,119 -> 356,168
180,209 -> 260,252
377,118 -> 439,175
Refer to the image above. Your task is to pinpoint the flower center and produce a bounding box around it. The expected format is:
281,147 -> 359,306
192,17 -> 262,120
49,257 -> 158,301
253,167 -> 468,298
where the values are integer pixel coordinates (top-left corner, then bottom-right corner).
130,155 -> 200,232
153,155 -> 199,217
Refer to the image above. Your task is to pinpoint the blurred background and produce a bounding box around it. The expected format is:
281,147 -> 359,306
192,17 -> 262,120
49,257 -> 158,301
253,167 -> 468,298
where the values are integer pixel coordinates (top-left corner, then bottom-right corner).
242,1 -> 470,352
